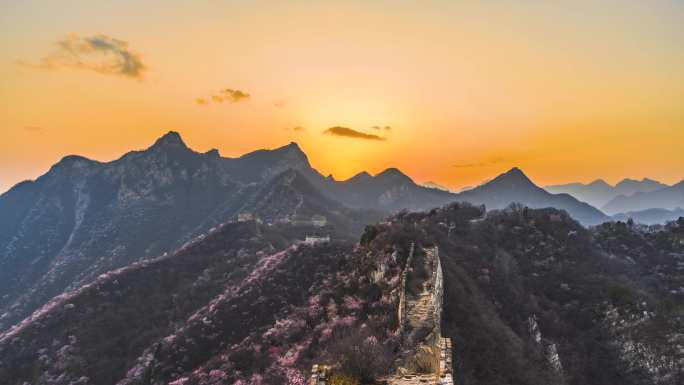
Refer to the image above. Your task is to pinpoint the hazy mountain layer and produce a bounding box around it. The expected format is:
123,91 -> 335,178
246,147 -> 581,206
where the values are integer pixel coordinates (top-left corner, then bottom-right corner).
602,181 -> 684,215
612,208 -> 684,225
545,178 -> 668,208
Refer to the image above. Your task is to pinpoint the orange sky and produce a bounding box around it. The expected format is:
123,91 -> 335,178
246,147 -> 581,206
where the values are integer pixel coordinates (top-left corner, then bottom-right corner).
2,1 -> 683,193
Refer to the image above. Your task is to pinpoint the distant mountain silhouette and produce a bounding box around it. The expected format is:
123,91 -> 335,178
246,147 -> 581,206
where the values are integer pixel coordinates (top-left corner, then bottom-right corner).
315,168 -> 454,211
545,178 -> 667,208
0,132 -> 371,332
456,168 -> 609,225
0,132 -> 615,332
422,181 -> 453,192
602,180 -> 684,215
612,207 -> 684,225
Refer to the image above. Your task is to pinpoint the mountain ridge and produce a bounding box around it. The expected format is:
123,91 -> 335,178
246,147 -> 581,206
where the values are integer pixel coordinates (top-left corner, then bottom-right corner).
455,167 -> 610,225
545,177 -> 669,208
0,131 -> 614,333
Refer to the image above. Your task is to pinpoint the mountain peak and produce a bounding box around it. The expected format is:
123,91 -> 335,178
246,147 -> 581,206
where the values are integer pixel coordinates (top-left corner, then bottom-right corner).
272,141 -> 308,160
588,179 -> 610,188
502,167 -> 531,180
375,168 -> 413,183
205,148 -> 220,158
483,167 -> 537,189
51,155 -> 97,173
346,171 -> 372,184
151,131 -> 188,150
506,166 -> 525,176
614,178 -> 668,194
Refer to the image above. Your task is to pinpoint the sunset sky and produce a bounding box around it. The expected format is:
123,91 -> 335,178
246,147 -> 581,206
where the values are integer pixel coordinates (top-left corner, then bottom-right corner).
2,1 -> 683,193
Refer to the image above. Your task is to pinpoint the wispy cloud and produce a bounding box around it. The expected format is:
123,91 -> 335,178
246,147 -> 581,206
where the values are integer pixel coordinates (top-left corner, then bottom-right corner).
285,126 -> 306,132
452,151 -> 535,168
452,157 -> 509,168
371,125 -> 392,131
324,126 -> 386,141
20,34 -> 146,79
452,162 -> 490,168
198,88 -> 250,105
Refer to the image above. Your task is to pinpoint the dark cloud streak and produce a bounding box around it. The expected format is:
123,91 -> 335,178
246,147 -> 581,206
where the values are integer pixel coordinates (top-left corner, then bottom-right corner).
324,126 -> 386,141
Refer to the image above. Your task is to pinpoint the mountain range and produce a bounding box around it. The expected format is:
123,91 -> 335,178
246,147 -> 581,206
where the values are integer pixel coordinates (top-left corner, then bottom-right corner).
0,132 -> 382,332
601,181 -> 684,215
545,178 -> 669,210
0,131 -> 665,334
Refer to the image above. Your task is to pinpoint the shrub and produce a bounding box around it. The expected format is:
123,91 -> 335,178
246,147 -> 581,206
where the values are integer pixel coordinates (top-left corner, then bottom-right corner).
606,283 -> 636,307
406,348 -> 438,374
326,329 -> 393,383
328,373 -> 360,385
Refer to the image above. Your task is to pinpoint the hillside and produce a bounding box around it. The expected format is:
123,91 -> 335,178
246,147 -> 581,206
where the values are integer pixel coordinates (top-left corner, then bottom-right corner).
2,204 -> 682,385
0,216 -> 413,385
0,133 -> 378,333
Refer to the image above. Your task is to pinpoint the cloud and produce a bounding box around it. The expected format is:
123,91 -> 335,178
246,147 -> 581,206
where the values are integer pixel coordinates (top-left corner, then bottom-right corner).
285,126 -> 306,132
324,126 -> 386,141
452,151 -> 534,168
452,157 -> 508,168
451,162 -> 488,168
22,34 -> 146,79
199,88 -> 250,105
218,88 -> 250,102
371,125 -> 393,131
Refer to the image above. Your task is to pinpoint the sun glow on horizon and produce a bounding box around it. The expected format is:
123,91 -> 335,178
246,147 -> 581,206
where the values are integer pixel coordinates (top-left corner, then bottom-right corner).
1,1 -> 683,193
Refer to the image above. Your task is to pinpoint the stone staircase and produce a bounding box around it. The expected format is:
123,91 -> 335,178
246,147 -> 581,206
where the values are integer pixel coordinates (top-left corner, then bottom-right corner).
406,287 -> 434,330
386,374 -> 437,385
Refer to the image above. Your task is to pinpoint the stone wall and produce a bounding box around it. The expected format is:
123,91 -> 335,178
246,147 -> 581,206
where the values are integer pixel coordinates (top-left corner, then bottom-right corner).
429,247 -> 444,341
437,337 -> 454,385
431,247 -> 453,385
310,243 -> 455,385
397,242 -> 415,334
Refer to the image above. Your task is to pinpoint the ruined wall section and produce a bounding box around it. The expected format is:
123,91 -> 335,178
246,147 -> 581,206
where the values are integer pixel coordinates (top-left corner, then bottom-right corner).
397,242 -> 415,334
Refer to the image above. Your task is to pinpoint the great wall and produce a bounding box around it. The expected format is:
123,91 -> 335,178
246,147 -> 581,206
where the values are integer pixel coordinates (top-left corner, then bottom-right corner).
311,243 -> 454,385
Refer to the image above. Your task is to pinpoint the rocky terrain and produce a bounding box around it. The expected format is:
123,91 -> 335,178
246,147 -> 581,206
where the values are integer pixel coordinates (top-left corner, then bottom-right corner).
2,203 -> 682,385
0,132 -> 381,333
0,216 -> 410,385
